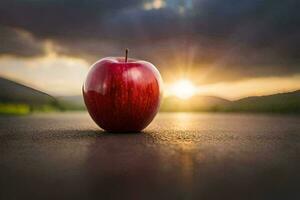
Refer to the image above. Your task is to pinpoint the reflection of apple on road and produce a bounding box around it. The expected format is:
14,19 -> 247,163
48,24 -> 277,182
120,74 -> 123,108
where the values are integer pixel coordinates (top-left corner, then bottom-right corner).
84,132 -> 197,199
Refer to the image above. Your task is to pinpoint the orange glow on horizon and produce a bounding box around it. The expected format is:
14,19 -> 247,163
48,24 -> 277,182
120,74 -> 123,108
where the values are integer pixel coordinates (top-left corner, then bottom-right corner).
167,79 -> 197,99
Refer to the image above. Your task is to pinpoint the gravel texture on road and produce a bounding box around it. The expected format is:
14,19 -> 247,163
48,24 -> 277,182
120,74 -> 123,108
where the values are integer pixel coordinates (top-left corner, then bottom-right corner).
0,112 -> 300,200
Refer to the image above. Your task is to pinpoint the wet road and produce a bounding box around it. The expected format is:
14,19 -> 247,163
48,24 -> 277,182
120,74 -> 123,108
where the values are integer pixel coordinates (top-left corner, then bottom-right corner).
0,112 -> 300,200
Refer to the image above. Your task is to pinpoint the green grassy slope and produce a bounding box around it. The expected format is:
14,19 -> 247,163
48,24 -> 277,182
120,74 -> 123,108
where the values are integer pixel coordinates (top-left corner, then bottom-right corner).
0,77 -> 60,114
0,77 -> 55,104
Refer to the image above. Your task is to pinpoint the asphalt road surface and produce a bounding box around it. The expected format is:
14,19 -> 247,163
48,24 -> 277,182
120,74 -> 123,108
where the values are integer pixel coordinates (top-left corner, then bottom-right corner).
0,112 -> 300,200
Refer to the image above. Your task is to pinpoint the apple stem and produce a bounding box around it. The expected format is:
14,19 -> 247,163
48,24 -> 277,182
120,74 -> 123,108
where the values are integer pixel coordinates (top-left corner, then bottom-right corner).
125,48 -> 129,63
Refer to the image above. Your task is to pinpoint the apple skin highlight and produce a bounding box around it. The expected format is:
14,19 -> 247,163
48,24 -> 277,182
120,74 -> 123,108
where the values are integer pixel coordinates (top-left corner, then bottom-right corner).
83,56 -> 163,132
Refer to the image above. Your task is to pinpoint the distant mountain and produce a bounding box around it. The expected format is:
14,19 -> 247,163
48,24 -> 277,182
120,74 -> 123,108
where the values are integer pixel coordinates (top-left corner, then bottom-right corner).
56,95 -> 84,106
0,77 -> 84,111
226,90 -> 300,113
161,95 -> 231,112
161,90 -> 300,113
56,95 -> 85,110
0,77 -> 56,105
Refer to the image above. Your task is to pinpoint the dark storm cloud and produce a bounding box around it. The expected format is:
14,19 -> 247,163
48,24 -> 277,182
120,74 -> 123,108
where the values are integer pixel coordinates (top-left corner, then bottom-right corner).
0,0 -> 142,39
0,0 -> 299,82
0,26 -> 45,57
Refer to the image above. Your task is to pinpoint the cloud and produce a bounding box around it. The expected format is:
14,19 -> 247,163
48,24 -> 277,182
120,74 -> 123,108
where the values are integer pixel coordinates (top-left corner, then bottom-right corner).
196,75 -> 300,100
0,26 -> 45,57
143,0 -> 166,10
0,54 -> 89,95
0,0 -> 299,83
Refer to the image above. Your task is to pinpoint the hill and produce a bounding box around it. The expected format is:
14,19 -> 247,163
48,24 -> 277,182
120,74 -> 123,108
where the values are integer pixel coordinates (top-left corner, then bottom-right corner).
0,77 -> 60,114
225,90 -> 300,113
0,77 -> 56,105
161,90 -> 300,113
56,95 -> 85,110
161,95 -> 231,112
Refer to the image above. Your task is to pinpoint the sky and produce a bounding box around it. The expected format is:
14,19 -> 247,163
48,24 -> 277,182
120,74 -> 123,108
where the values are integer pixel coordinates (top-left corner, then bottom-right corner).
0,0 -> 299,99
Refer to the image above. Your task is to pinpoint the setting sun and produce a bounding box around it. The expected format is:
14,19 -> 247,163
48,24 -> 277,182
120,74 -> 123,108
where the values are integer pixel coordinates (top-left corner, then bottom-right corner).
169,79 -> 196,99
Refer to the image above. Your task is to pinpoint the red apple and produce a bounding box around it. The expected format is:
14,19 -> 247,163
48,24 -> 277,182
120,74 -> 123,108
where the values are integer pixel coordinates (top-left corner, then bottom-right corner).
83,49 -> 163,132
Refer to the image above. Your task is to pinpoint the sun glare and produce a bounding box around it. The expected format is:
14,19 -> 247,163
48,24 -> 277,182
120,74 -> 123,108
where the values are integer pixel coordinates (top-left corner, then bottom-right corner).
170,79 -> 196,99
